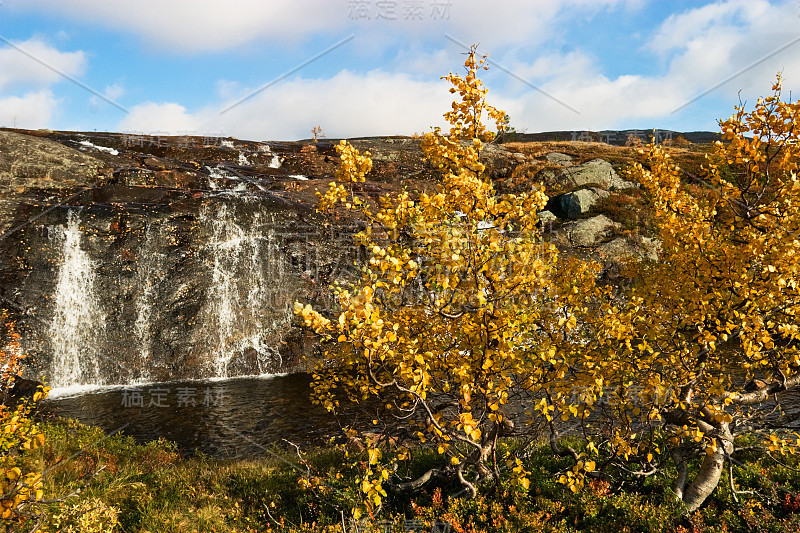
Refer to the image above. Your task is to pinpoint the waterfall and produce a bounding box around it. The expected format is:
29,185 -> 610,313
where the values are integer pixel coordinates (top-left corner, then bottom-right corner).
42,203 -> 299,387
132,224 -> 164,383
48,211 -> 105,387
201,204 -> 291,378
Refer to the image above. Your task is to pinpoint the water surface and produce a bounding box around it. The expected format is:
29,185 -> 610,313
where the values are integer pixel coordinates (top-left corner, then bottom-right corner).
42,373 -> 346,457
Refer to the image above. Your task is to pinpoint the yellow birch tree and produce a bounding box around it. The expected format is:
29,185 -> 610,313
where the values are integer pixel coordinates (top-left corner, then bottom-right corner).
296,46 -> 603,510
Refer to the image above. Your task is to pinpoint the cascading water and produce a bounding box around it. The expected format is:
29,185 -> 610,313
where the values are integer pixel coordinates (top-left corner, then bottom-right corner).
41,198 -> 304,388
48,211 -> 105,387
200,203 -> 292,378
132,224 -> 165,383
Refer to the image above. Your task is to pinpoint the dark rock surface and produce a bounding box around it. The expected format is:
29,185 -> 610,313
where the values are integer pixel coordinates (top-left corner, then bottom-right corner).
0,127 -> 672,387
0,129 -> 525,386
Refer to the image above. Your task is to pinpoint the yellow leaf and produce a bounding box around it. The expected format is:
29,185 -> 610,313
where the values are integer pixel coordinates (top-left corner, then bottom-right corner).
368,448 -> 382,465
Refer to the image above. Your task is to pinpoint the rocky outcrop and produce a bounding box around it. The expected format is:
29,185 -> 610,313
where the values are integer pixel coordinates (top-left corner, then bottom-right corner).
0,130 -> 104,189
560,188 -> 610,219
0,127 -> 668,386
544,152 -> 574,166
0,129 -> 528,386
559,158 -> 618,189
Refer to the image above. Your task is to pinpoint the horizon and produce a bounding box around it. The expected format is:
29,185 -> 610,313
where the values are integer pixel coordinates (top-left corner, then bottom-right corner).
0,1 -> 798,141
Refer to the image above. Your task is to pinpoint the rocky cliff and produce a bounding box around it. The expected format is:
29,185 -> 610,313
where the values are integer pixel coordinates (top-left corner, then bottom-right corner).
0,128 -> 710,387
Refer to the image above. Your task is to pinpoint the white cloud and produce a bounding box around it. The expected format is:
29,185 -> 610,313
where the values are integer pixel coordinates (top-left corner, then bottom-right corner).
0,38 -> 85,129
103,84 -> 125,101
495,0 -> 800,132
17,0 -> 350,52
12,0 -> 800,137
0,91 -> 60,129
89,84 -> 125,109
648,0 -> 800,94
116,69 -> 458,140
0,38 -> 86,90
118,102 -> 200,134
18,0 -> 634,54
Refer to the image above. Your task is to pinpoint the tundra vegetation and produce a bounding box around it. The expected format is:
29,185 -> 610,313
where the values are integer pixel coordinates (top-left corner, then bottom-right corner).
3,48 -> 800,532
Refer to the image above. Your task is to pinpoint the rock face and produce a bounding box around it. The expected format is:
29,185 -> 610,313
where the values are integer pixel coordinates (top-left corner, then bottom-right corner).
0,129 -> 525,387
0,128 -> 664,387
0,131 -> 103,189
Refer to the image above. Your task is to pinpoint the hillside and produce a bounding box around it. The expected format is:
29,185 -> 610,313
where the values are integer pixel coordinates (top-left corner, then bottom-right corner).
0,127 -> 715,383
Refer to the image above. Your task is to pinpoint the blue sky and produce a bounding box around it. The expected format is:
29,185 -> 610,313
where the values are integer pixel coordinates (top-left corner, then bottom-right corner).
0,0 -> 798,140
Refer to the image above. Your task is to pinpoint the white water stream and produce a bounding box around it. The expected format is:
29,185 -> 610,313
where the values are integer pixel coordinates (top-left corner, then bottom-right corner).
49,211 -> 105,386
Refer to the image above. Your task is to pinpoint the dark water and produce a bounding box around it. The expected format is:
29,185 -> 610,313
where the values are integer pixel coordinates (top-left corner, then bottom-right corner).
42,371 -> 800,459
41,373 -> 350,457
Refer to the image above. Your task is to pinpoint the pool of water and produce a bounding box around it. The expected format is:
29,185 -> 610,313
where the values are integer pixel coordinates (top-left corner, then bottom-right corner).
41,373 -> 349,457
41,372 -> 800,459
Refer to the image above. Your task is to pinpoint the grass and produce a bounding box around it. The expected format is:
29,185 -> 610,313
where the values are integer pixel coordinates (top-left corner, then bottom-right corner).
12,417 -> 800,532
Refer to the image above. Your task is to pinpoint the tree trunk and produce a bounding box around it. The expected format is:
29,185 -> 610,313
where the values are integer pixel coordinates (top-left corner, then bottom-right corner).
680,424 -> 733,513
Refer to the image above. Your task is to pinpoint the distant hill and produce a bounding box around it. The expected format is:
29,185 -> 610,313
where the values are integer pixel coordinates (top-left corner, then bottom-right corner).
500,130 -> 722,146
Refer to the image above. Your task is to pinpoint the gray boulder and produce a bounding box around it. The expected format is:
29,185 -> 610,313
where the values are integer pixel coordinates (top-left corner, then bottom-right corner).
537,210 -> 558,224
544,152 -> 574,166
610,173 -> 637,190
560,188 -> 610,219
560,158 -> 618,189
597,237 -> 652,262
568,215 -> 616,247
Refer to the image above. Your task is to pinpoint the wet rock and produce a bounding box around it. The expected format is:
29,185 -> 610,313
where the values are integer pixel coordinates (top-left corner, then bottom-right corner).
226,347 -> 261,376
2,376 -> 43,407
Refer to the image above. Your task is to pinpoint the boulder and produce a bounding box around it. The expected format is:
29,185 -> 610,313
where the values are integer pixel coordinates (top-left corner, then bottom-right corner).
559,158 -> 617,189
2,376 -> 44,407
559,188 -> 610,219
537,210 -> 558,224
597,237 -> 661,280
611,173 -> 637,190
544,152 -> 574,166
568,215 -> 616,247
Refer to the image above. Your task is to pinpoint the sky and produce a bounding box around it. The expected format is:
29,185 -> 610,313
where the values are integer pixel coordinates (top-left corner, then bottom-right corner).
0,0 -> 798,141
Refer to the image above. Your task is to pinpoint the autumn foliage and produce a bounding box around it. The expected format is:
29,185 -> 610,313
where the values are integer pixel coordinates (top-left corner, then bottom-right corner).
296,46 -> 604,515
297,49 -> 800,518
1,315 -> 47,529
